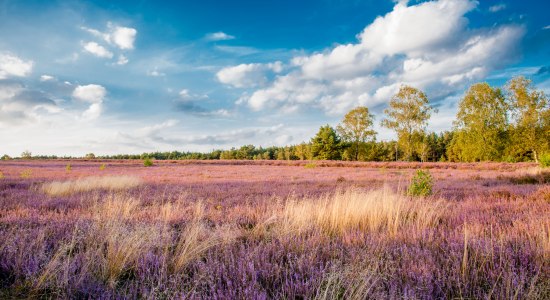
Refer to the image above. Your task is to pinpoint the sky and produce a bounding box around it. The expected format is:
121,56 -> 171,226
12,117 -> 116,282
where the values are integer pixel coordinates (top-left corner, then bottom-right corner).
0,0 -> 549,156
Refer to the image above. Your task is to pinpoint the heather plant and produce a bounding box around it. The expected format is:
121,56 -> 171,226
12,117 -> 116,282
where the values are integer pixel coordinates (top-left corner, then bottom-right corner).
407,169 -> 433,196
143,157 -> 154,167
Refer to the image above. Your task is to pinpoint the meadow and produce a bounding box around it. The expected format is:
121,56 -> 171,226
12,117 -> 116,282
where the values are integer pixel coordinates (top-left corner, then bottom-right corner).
0,159 -> 548,299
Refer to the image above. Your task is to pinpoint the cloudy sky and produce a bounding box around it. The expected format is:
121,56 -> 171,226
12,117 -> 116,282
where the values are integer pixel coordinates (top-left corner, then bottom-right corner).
0,0 -> 549,156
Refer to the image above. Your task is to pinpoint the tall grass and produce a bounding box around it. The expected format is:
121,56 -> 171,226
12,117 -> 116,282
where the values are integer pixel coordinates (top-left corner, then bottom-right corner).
282,187 -> 446,236
41,176 -> 142,196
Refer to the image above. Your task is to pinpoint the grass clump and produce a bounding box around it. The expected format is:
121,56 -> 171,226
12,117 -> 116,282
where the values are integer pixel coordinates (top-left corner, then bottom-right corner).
407,169 -> 433,197
143,157 -> 154,167
282,187 -> 445,236
41,176 -> 142,196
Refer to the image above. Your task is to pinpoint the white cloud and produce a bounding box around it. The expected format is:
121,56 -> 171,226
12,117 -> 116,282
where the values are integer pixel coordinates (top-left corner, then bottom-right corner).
489,4 -> 506,13
116,54 -> 129,65
0,53 -> 33,79
82,23 -> 137,50
205,31 -> 235,41
147,68 -> 166,77
83,42 -> 114,58
216,62 -> 283,88
0,82 -> 57,125
72,84 -> 107,119
231,0 -> 524,115
39,75 -> 55,82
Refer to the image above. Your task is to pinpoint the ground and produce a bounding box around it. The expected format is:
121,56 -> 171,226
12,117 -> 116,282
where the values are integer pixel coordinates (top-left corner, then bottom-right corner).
0,160 -> 548,299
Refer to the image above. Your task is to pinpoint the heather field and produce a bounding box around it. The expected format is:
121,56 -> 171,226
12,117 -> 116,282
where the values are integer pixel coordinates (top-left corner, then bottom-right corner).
0,160 -> 549,299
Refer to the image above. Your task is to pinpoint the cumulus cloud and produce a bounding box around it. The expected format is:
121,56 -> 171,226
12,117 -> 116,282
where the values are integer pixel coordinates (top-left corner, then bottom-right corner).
72,84 -> 107,119
174,89 -> 232,117
0,81 -> 57,125
82,23 -> 137,50
489,4 -> 506,13
0,53 -> 33,79
83,42 -> 114,58
205,31 -> 235,41
228,0 -> 524,115
116,55 -> 128,65
216,61 -> 283,88
39,75 -> 55,82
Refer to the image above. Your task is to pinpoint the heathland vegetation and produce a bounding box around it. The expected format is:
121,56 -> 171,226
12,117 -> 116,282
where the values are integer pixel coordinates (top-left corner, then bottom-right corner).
5,76 -> 547,164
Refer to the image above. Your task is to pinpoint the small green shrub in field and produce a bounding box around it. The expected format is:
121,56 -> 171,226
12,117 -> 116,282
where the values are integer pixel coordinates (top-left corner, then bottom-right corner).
143,157 -> 154,167
407,169 -> 433,197
304,162 -> 317,169
65,163 -> 72,172
0,171 -> 4,179
540,153 -> 550,168
20,169 -> 32,179
99,164 -> 106,171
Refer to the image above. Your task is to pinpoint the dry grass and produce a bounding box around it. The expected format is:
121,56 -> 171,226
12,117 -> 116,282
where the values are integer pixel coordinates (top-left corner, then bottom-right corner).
41,175 -> 142,196
281,187 -> 446,236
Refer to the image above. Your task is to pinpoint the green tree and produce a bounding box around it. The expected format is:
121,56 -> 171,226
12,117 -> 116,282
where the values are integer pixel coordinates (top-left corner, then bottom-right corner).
311,125 -> 341,160
336,106 -> 377,161
381,85 -> 435,161
449,82 -> 508,161
21,150 -> 32,160
506,76 -> 549,162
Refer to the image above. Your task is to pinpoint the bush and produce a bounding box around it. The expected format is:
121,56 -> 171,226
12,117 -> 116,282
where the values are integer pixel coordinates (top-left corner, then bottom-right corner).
304,162 -> 317,169
540,153 -> 550,168
99,164 -> 106,171
407,169 -> 433,197
0,171 -> 4,179
143,157 -> 154,167
66,164 -> 72,172
20,169 -> 32,179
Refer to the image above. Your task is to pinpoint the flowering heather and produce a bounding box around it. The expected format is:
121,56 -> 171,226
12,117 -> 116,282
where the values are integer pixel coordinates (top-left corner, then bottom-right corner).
0,160 -> 548,299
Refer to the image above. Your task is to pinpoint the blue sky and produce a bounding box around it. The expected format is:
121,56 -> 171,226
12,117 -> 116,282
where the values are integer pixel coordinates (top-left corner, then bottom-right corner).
0,0 -> 549,156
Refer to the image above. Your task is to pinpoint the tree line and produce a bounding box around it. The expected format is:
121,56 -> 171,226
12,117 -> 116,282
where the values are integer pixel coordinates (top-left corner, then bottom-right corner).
4,76 -> 549,163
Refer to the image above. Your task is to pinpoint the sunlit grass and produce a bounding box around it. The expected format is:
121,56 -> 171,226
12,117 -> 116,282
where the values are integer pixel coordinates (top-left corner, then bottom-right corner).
41,175 -> 142,196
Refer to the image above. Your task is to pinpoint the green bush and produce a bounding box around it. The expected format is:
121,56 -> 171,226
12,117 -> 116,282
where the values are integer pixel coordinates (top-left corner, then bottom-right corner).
143,157 -> 154,167
65,163 -> 72,172
407,169 -> 433,197
99,164 -> 106,170
304,162 -> 317,169
540,153 -> 550,168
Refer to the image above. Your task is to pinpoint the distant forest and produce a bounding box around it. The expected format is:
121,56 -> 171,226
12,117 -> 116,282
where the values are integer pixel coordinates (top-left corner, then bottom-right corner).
5,76 -> 549,163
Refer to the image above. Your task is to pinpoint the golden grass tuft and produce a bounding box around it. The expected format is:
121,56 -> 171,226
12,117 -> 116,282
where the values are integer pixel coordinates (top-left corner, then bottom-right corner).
281,187 -> 445,236
42,175 -> 142,196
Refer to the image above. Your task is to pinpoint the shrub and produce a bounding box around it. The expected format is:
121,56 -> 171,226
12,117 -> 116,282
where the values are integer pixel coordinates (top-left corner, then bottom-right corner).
20,169 -> 32,179
65,164 -> 72,172
99,164 -> 106,171
143,157 -> 154,167
407,169 -> 433,197
304,162 -> 317,169
0,171 -> 4,179
540,153 -> 550,168
1,154 -> 11,160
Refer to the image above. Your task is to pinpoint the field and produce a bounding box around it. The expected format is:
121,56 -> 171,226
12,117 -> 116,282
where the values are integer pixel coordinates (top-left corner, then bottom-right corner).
0,160 -> 549,299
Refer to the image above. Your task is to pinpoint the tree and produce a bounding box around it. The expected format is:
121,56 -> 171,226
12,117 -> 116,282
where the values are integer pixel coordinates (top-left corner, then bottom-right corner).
85,153 -> 96,159
450,82 -> 508,161
381,85 -> 435,161
311,125 -> 341,160
506,76 -> 549,162
21,150 -> 32,160
337,106 -> 377,161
